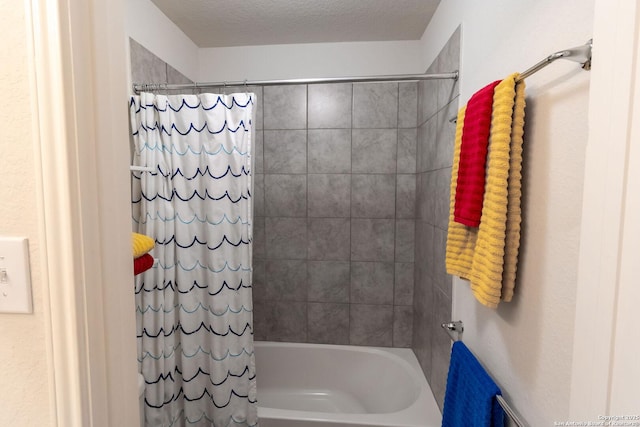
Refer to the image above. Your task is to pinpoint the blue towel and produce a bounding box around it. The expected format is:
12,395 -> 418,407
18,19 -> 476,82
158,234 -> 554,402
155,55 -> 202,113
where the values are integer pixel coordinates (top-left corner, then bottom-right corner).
442,341 -> 505,427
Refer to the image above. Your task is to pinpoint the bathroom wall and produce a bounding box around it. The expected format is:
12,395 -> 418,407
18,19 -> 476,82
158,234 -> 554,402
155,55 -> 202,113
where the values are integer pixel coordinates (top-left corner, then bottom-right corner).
0,0 -> 53,425
127,0 -> 199,81
252,82 -> 418,348
420,0 -> 594,424
129,41 -> 419,347
126,1 -> 427,84
12,0 -> 635,424
128,2 -> 596,423
412,28 -> 460,410
128,39 -> 194,209
198,41 -> 425,82
129,39 -> 194,88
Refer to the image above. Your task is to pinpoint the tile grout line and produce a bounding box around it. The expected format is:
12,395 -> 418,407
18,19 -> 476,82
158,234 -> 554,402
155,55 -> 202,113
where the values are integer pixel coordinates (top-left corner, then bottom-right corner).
305,83 -> 310,343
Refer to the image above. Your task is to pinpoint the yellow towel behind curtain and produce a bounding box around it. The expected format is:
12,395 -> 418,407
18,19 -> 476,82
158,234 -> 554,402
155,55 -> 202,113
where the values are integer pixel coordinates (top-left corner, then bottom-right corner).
445,73 -> 526,308
132,232 -> 155,258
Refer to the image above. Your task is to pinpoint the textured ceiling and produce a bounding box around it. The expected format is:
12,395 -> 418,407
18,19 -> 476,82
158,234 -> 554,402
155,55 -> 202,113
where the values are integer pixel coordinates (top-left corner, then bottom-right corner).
150,0 -> 441,48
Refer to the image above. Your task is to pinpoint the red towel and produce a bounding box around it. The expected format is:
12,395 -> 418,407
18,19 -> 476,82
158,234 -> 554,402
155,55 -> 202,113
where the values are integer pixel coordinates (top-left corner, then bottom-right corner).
454,80 -> 502,227
134,253 -> 154,276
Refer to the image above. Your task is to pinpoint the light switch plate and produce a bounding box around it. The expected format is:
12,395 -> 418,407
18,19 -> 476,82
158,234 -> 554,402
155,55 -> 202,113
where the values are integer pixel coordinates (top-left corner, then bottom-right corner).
0,237 -> 33,314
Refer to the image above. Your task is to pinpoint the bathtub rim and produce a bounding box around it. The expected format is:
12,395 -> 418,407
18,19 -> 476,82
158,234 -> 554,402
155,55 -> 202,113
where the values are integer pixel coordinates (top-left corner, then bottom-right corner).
254,341 -> 442,427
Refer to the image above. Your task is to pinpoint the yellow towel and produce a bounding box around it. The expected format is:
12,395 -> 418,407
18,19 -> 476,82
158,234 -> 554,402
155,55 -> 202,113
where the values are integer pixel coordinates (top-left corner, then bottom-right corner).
132,232 -> 155,258
445,74 -> 526,308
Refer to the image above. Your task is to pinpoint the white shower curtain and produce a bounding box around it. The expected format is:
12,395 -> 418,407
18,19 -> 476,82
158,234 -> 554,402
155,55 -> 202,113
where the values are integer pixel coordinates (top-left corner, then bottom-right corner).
130,92 -> 258,427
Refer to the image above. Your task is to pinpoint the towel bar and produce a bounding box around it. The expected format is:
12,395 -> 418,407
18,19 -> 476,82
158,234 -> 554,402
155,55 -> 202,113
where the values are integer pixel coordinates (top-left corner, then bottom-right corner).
444,40 -> 592,128
496,395 -> 526,427
441,320 -> 527,427
130,165 -> 155,172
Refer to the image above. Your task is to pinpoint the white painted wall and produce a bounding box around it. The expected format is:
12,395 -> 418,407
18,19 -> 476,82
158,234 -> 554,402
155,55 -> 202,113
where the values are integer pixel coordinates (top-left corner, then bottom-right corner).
126,1 -> 425,85
126,0 -> 199,81
125,2 -> 426,88
0,0 -> 53,425
197,40 -> 425,82
421,0 -> 594,425
126,1 -> 424,84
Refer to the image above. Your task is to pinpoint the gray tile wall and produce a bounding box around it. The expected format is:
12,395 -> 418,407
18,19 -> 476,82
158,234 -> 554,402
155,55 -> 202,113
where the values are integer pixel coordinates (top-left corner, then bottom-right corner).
130,39 -> 193,88
253,81 -> 418,348
129,39 -> 196,228
128,38 -> 461,394
412,27 -> 460,410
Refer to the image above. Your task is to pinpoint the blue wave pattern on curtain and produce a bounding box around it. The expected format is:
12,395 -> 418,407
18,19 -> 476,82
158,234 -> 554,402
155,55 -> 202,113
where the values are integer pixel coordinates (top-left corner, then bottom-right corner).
130,92 -> 258,427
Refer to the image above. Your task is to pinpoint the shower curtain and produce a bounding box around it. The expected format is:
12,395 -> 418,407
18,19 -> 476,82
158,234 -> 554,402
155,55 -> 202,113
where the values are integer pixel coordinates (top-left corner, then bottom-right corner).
130,92 -> 258,427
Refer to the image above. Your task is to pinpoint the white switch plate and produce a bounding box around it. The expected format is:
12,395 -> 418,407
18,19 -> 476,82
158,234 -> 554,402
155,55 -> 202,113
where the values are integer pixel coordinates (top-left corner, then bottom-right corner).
0,237 -> 33,314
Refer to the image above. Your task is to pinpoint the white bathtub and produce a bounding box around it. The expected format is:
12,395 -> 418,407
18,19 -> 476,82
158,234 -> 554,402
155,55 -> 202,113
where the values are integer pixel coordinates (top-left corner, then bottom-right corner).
254,341 -> 442,427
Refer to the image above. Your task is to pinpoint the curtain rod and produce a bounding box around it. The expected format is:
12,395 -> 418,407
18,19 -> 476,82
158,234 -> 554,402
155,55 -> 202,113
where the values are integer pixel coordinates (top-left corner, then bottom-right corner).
132,71 -> 459,94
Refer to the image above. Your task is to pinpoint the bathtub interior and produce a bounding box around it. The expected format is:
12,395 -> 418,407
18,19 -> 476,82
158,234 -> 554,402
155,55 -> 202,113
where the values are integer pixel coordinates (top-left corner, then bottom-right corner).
254,341 -> 442,427
255,342 -> 421,414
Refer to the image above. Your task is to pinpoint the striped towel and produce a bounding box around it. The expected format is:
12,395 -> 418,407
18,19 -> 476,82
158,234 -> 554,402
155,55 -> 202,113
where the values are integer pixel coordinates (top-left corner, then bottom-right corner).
132,232 -> 155,258
134,253 -> 155,276
445,73 -> 526,308
454,80 -> 501,227
442,341 -> 504,427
